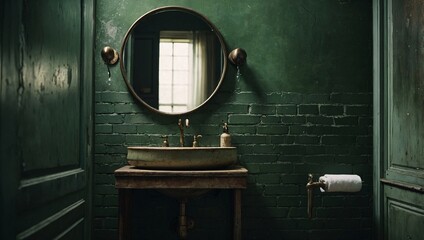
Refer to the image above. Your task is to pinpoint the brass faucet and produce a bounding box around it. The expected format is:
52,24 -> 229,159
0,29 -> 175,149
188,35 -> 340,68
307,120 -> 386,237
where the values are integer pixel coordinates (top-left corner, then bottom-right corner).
178,119 -> 189,147
192,135 -> 202,147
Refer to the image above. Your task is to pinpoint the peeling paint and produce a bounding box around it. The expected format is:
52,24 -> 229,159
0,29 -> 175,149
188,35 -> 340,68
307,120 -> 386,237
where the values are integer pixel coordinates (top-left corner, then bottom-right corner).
104,20 -> 118,40
52,65 -> 72,88
40,83 -> 45,92
67,67 -> 72,88
17,85 -> 24,108
17,23 -> 26,109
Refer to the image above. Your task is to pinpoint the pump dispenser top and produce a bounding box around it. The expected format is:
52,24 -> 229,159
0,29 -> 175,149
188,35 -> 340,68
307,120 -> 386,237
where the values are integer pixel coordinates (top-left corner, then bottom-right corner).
220,123 -> 231,147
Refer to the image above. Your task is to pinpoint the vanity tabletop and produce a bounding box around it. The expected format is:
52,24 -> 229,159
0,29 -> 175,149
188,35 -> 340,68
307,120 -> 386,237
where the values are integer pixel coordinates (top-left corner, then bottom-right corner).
114,165 -> 248,189
115,165 -> 248,176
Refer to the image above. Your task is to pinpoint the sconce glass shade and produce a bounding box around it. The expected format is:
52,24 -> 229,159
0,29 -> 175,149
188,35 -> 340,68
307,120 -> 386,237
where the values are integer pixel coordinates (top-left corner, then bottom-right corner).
101,46 -> 119,65
228,48 -> 247,67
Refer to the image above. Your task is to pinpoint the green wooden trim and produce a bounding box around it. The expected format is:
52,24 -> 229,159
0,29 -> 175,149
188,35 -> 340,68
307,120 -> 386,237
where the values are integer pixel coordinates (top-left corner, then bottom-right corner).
372,0 -> 385,239
386,0 -> 393,179
17,200 -> 85,239
81,0 -> 95,238
0,0 -> 3,95
381,0 -> 390,238
380,178 -> 424,193
0,1 -> 22,239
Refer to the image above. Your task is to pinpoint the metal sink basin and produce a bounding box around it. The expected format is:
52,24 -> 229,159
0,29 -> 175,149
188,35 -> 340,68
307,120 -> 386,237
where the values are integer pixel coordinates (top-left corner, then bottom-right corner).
127,146 -> 237,170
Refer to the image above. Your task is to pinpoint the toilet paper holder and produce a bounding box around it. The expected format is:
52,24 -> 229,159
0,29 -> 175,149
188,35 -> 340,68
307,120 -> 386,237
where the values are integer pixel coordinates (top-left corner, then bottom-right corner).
306,173 -> 326,189
306,174 -> 325,219
306,173 -> 363,218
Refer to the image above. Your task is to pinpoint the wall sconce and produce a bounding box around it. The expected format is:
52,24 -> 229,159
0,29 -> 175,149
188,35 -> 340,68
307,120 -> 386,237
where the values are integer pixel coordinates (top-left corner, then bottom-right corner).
100,46 -> 119,86
228,48 -> 247,80
228,48 -> 247,67
101,46 -> 119,65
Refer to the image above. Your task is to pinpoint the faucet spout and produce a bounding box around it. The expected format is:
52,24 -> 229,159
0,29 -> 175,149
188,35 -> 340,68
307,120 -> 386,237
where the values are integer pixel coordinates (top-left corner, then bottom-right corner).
178,119 -> 189,147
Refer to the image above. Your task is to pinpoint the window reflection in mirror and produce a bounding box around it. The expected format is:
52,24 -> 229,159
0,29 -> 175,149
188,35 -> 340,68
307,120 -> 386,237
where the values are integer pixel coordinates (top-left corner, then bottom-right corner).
158,31 -> 218,113
158,31 -> 192,113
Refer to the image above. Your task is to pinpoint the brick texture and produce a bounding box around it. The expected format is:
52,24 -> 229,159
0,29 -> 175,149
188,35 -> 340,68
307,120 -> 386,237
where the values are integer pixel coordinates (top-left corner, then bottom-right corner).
94,90 -> 372,239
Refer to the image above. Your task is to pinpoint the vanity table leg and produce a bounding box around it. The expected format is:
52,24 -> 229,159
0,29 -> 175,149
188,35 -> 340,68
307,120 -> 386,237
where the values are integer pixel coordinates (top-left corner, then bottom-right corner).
119,189 -> 132,240
233,189 -> 242,240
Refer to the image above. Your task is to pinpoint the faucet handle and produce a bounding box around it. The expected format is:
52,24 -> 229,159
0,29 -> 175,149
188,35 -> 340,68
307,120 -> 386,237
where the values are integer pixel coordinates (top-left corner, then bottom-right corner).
161,135 -> 169,147
178,118 -> 190,127
192,135 -> 202,147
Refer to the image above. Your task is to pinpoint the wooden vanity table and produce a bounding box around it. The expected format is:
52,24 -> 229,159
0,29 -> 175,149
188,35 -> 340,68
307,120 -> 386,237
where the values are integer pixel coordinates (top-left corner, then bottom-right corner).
114,165 -> 248,240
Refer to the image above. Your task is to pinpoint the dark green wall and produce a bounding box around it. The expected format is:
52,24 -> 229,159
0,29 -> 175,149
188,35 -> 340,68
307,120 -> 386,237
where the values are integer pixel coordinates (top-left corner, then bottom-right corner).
94,1 -> 373,239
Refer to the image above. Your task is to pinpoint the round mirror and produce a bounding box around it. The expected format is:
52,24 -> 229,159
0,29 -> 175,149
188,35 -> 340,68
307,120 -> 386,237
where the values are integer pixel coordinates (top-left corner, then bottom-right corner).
120,6 -> 228,115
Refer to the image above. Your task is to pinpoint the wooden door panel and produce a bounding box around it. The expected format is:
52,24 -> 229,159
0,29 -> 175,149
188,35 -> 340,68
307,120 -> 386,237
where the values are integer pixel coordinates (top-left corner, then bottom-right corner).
0,0 -> 93,239
374,0 -> 424,239
389,0 -> 424,175
19,0 -> 81,174
12,0 -> 89,238
385,186 -> 424,240
17,200 -> 85,240
17,169 -> 86,212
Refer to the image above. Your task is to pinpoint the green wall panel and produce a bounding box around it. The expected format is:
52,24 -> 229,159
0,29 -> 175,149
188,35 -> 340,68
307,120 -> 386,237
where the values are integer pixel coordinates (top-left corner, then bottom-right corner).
94,1 -> 373,239
96,0 -> 371,93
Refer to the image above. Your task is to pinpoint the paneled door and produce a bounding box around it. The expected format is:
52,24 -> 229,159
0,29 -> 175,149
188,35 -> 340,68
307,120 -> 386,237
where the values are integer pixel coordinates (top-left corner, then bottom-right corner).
374,0 -> 424,239
0,0 -> 94,239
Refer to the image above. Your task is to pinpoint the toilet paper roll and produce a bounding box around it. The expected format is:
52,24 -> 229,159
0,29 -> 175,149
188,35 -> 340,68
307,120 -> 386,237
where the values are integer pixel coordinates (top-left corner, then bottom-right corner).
319,174 -> 362,192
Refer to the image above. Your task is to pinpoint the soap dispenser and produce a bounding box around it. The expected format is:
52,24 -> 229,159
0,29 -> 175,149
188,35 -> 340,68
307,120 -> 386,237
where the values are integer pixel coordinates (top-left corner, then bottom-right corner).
220,123 -> 231,147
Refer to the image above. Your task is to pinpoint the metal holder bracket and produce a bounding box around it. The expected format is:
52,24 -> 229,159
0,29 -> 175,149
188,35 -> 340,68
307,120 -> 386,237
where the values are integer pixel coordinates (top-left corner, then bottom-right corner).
306,174 -> 326,219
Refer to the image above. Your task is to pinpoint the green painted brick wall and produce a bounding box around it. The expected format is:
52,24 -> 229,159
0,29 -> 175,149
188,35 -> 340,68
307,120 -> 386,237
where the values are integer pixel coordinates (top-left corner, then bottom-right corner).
94,0 -> 373,239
